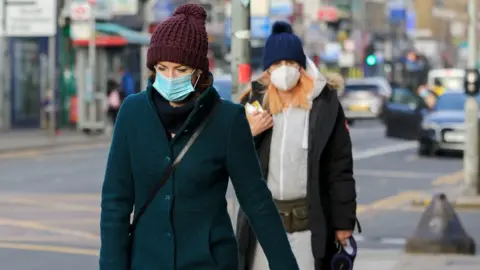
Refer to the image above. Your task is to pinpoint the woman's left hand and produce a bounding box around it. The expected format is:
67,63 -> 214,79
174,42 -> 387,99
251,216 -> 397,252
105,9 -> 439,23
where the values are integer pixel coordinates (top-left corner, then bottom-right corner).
335,230 -> 353,246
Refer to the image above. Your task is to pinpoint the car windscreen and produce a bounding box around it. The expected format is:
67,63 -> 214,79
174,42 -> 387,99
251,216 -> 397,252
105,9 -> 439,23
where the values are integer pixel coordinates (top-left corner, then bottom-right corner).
434,93 -> 466,111
345,84 -> 379,93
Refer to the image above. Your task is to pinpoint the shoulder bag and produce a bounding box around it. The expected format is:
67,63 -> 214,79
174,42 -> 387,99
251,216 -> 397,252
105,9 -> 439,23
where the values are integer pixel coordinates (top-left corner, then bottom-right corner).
127,100 -> 220,263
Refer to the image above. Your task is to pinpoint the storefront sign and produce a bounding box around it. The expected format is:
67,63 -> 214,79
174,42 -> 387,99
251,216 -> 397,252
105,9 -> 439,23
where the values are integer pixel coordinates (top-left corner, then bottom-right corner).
5,0 -> 57,37
71,0 -> 112,20
112,0 -> 138,16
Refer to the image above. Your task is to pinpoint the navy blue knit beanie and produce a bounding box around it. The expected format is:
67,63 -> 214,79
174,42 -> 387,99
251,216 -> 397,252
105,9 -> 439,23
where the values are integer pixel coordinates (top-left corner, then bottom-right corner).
263,21 -> 306,71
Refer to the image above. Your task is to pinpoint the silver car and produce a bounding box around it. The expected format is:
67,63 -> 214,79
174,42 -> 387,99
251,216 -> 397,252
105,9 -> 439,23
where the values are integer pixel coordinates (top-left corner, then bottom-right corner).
340,77 -> 392,123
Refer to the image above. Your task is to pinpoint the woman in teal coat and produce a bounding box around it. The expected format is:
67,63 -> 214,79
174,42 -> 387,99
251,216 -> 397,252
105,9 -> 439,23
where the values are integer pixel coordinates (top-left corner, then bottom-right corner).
99,4 -> 298,270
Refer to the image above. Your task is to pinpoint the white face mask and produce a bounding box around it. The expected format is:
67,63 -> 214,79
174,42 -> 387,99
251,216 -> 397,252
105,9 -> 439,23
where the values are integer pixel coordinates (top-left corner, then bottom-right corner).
270,65 -> 301,91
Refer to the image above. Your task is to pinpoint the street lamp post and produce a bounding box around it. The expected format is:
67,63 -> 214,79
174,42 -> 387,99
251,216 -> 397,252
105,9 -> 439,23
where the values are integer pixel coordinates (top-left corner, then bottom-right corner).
463,0 -> 480,196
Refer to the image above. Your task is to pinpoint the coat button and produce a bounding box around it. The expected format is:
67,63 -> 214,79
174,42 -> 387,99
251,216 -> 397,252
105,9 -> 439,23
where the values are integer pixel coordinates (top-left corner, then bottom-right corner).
165,195 -> 171,200
166,232 -> 172,239
165,156 -> 171,163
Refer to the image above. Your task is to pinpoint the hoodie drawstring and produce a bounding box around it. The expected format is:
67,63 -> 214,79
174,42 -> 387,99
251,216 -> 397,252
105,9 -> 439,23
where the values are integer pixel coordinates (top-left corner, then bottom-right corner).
302,111 -> 309,149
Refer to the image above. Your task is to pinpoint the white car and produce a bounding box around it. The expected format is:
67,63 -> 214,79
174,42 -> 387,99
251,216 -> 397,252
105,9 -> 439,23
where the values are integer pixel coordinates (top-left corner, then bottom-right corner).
427,68 -> 464,91
340,77 -> 392,124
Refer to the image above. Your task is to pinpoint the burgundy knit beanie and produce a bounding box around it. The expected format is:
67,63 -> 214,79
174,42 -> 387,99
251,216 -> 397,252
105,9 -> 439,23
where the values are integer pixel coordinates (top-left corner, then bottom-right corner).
147,4 -> 209,72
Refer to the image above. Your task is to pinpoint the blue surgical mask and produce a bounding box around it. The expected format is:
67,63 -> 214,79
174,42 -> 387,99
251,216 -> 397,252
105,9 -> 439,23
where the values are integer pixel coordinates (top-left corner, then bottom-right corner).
153,70 -> 200,102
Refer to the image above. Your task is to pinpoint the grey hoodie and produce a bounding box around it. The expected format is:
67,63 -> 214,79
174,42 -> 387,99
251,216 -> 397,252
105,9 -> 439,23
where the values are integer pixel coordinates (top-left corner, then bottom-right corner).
267,58 -> 327,200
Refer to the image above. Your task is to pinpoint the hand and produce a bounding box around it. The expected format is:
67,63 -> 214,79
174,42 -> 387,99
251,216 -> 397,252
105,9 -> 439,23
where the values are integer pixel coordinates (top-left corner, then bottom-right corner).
335,230 -> 353,246
247,111 -> 273,136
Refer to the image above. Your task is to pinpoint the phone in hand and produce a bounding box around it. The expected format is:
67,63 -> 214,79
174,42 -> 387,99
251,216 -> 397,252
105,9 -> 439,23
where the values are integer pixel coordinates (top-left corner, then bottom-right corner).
245,101 -> 264,114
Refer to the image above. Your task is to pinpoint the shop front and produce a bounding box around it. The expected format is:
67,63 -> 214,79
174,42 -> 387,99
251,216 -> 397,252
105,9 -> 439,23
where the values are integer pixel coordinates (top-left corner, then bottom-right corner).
9,37 -> 50,128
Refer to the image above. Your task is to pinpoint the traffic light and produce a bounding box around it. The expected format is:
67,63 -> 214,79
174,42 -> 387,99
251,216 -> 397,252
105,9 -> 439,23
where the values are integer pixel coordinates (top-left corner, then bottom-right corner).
364,43 -> 376,66
464,69 -> 480,96
365,55 -> 376,66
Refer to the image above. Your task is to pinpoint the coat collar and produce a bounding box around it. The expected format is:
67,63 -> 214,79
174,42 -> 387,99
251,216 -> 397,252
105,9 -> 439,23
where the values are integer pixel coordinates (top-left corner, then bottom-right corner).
146,78 -> 220,135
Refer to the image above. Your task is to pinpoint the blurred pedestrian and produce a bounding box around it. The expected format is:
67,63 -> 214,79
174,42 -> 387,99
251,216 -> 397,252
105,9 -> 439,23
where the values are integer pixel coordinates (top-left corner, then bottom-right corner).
237,21 -> 359,270
119,66 -> 135,97
106,78 -> 121,124
100,4 -> 298,270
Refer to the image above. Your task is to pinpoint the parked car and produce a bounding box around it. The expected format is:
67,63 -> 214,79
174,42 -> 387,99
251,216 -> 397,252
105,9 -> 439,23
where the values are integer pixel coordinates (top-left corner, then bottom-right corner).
384,86 -> 428,140
340,77 -> 392,124
384,88 -> 479,156
418,91 -> 480,156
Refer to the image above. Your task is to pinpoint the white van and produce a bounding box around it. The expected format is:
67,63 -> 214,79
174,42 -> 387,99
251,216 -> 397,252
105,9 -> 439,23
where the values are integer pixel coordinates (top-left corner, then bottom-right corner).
427,68 -> 464,91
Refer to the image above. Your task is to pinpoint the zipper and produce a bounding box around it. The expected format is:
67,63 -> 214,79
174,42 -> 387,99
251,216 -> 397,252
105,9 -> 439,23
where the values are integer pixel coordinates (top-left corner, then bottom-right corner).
279,108 -> 289,200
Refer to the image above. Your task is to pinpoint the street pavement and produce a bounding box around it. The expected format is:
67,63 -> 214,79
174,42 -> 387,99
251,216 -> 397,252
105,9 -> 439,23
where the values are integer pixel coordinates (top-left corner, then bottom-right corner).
1,120 -> 479,269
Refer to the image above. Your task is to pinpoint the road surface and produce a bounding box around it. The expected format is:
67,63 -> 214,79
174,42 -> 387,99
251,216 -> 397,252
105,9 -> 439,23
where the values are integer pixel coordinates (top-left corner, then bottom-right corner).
0,120 -> 478,270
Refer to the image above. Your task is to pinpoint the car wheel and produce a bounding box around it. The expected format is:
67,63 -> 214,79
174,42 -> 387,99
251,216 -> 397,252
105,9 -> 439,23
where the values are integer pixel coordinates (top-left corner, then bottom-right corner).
385,126 -> 392,137
418,143 -> 435,156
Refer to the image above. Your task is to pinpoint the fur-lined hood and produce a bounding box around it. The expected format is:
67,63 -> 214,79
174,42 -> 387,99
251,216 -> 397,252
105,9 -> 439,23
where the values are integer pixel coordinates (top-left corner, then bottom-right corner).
305,57 -> 327,101
305,57 -> 345,99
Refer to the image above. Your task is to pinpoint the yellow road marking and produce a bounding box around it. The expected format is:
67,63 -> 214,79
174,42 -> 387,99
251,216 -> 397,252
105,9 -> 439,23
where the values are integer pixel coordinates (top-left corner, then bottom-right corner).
368,191 -> 426,210
432,170 -> 464,185
0,218 -> 99,240
0,193 -> 102,200
0,242 -> 99,256
354,169 -> 438,179
0,150 -> 42,159
0,236 -> 97,244
0,197 -> 100,212
356,204 -> 368,214
40,218 -> 99,225
0,142 -> 108,159
42,143 -> 107,154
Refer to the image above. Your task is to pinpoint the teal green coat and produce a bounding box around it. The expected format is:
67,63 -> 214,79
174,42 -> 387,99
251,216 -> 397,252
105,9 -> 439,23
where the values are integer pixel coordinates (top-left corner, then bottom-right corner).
99,85 -> 299,270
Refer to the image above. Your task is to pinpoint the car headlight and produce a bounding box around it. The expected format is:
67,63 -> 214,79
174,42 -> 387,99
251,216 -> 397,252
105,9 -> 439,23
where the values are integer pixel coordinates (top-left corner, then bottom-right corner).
421,121 -> 438,130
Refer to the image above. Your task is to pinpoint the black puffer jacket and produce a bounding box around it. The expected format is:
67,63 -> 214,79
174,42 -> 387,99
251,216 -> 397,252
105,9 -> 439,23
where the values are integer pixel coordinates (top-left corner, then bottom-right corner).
236,81 -> 358,270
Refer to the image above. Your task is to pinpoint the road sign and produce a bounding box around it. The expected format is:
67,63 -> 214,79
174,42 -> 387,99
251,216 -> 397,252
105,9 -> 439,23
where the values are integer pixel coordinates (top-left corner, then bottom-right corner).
317,6 -> 337,22
405,10 -> 416,36
70,2 -> 92,21
112,0 -> 138,15
71,0 -> 111,20
270,0 -> 293,16
5,0 -> 57,37
225,16 -> 270,40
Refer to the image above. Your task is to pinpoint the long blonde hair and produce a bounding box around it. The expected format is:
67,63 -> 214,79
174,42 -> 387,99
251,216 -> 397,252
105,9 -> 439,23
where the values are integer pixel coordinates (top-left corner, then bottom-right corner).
239,70 -> 345,114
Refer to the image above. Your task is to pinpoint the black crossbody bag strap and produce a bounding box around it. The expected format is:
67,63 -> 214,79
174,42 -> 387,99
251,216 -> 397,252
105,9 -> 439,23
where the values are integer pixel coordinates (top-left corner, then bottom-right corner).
129,101 -> 220,235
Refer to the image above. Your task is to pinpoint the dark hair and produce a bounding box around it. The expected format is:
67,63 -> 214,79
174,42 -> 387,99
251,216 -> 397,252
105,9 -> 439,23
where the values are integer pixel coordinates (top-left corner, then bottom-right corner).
434,78 -> 442,86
